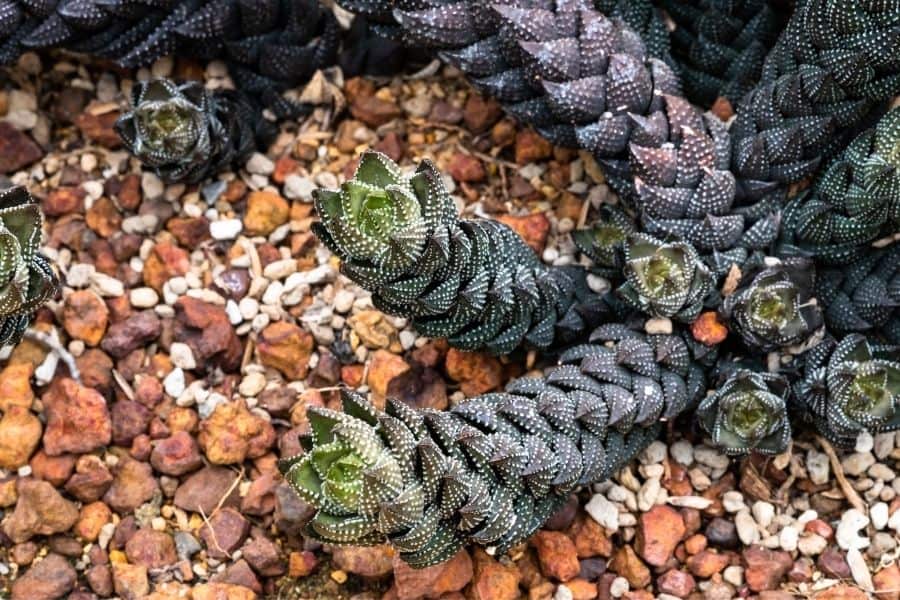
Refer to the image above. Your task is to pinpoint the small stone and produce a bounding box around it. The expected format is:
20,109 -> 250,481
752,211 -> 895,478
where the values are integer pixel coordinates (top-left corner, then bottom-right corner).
705,517 -> 738,549
779,526 -> 799,552
470,548 -> 521,600
150,431 -> 203,476
101,310 -> 161,358
873,562 -> 900,600
532,530 -> 580,582
636,505 -> 685,566
657,569 -> 695,598
244,190 -> 289,235
245,152 -> 274,175
3,478 -> 78,543
257,321 -> 314,380
813,585 -> 868,600
42,378 -> 112,456
0,406 -> 41,469
210,218 -> 243,240
125,529 -> 177,568
818,548 -> 852,579
497,212 -> 550,254
735,509 -> 759,545
103,458 -> 159,514
842,452 -> 876,476
0,121 -> 43,172
65,455 -> 113,503
191,583 -> 256,600
199,507 -> 250,559
242,537 -> 285,577
129,287 -> 159,308
447,152 -> 485,182
806,449 -> 830,485
198,400 -> 276,464
174,531 -> 202,560
836,508 -> 871,550
644,317 -> 673,335
609,546 -> 650,589
585,494 -> 619,531
691,312 -> 728,345
74,501 -> 111,542
751,501 -> 775,528
10,553 -> 76,600
112,562 -> 149,600
283,174 -> 315,201
445,348 -> 503,396
62,290 -> 108,346
743,546 -> 793,592
686,550 -> 730,578
332,545 -> 394,578
873,502 -> 890,530
798,533 -> 828,556
174,466 -> 242,515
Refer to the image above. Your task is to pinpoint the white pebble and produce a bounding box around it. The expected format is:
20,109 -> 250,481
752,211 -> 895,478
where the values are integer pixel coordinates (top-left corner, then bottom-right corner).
856,431 -> 875,453
609,577 -> 629,598
263,259 -> 297,280
735,509 -> 759,545
751,501 -> 775,528
871,502 -> 889,530
142,172 -> 164,200
169,343 -> 196,370
798,533 -> 827,556
806,449 -> 830,485
842,452 -> 876,476
246,153 -> 274,175
225,300 -> 242,325
585,494 -> 619,531
723,566 -> 743,587
210,219 -> 243,240
836,509 -> 870,550
667,496 -> 712,510
239,297 -> 260,320
847,547 -> 874,592
553,585 -> 573,600
284,174 -> 315,201
779,526 -> 799,552
694,446 -> 730,470
637,477 -> 660,512
163,368 -> 186,398
669,440 -> 693,466
129,287 -> 159,308
638,440 -> 667,465
644,317 -> 673,335
239,372 -> 266,397
722,491 -> 746,513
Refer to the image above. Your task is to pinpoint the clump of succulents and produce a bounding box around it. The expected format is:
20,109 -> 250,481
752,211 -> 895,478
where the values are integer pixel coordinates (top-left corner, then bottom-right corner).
571,205 -> 634,280
698,369 -> 792,455
618,234 -> 712,322
116,80 -> 262,184
720,260 -> 824,352
313,151 -> 607,354
0,187 -> 59,346
281,324 -> 706,566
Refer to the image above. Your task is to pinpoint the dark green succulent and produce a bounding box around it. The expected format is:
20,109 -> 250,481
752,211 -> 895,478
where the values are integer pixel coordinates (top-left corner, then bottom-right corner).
0,187 -> 59,346
720,260 -> 824,352
796,334 -> 900,447
314,151 -> 607,355
618,234 -> 712,322
571,205 -> 635,279
698,369 -> 791,455
116,79 -> 259,184
280,324 -> 706,567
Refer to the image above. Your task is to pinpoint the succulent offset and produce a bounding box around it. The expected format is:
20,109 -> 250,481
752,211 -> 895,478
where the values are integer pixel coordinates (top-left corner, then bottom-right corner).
280,324 -> 706,566
0,187 -> 59,346
313,151 -> 607,354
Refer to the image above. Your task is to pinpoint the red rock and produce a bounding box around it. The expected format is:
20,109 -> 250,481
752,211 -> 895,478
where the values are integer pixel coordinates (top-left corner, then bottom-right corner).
242,537 -> 285,577
115,173 -> 142,210
199,400 -> 276,464
199,507 -> 250,559
192,582 -> 256,600
636,505 -> 685,567
570,514 -> 613,558
497,213 -> 550,254
743,545 -> 794,592
393,549 -> 473,600
515,130 -> 553,165
272,155 -> 299,184
213,558 -> 262,594
686,550 -> 730,578
818,548 -> 851,579
447,153 -> 486,183
86,196 -> 123,238
101,310 -> 161,358
375,130 -> 405,161
874,562 -> 900,600
111,399 -> 153,446
463,94 -> 503,133
10,553 -> 76,600
691,312 -> 729,346
174,297 -> 242,371
445,348 -> 503,396
0,362 -> 34,412
173,466 -> 242,515
150,431 -> 203,476
347,78 -> 402,127
532,530 -> 580,582
41,378 -> 112,456
3,479 -> 79,543
814,585 -> 868,600
0,122 -> 42,173
75,103 -> 121,148
125,529 -> 178,568
683,534 -> 707,555
86,564 -> 113,596
62,290 -> 109,346
103,457 -> 159,514
240,471 -> 277,516
657,569 -> 696,598
143,242 -> 189,293
112,562 -> 149,600
386,366 -> 448,411
29,450 -> 75,486
65,455 -> 113,502
9,541 -> 37,565
609,546 -> 651,589
366,349 -> 410,408
804,519 -> 834,540
789,557 -> 814,583
470,548 -> 521,600
43,186 -> 85,217
244,190 -> 290,236
76,349 -> 113,395
0,406 -> 41,469
257,321 -> 313,380
74,501 -> 111,542
288,550 -> 318,577
332,545 -> 394,578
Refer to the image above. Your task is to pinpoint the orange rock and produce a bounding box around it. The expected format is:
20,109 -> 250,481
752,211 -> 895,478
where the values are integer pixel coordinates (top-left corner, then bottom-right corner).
515,130 -> 553,165
569,514 -> 613,558
532,530 -> 580,582
42,378 -> 112,456
0,478 -> 17,507
609,545 -> 651,589
447,153 -> 486,183
349,310 -> 400,351
710,97 -> 735,121
287,551 -> 318,578
341,364 -> 365,388
273,155 -> 299,184
635,505 -> 686,567
814,584 -> 868,600
192,583 -> 258,600
445,348 -> 502,397
470,548 -> 521,600
62,290 -> 109,346
743,545 -> 793,592
43,186 -> 85,216
564,579 -> 599,600
198,400 -> 276,465
29,450 -> 75,486
332,545 -> 394,578
463,94 -> 503,134
367,350 -> 410,409
0,362 -> 34,412
683,533 -> 708,555
75,103 -> 121,148
347,78 -> 402,127
74,501 -> 112,542
686,550 -> 730,578
243,190 -> 290,236
2,479 -> 79,543
874,563 -> 900,600
497,213 -> 550,255
143,242 -> 189,292
257,321 -> 313,380
112,563 -> 149,600
692,311 -> 729,346
85,196 -> 122,237
0,406 -> 41,469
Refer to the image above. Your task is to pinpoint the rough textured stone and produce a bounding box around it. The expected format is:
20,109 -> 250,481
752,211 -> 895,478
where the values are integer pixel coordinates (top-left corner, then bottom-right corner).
257,321 -> 313,380
62,290 -> 109,346
198,400 -> 276,464
3,479 -> 79,543
0,406 -> 41,469
150,431 -> 203,475
103,458 -> 159,514
42,378 -> 111,456
199,508 -> 250,559
125,529 -> 178,568
332,545 -> 394,578
532,530 -> 580,582
636,505 -> 686,567
10,553 -> 76,600
392,549 -> 473,600
174,466 -> 242,515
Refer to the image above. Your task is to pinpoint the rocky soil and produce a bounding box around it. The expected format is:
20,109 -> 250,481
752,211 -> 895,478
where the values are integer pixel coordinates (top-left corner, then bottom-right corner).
0,50 -> 897,600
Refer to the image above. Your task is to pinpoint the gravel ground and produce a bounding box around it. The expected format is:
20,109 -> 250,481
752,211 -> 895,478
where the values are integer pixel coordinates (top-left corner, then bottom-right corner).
0,50 -> 896,600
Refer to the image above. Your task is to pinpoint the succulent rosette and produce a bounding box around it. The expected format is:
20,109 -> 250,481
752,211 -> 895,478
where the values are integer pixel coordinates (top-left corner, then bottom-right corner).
0,187 -> 59,345
698,370 -> 792,455
720,260 -> 824,352
571,205 -> 635,279
618,234 -> 712,322
796,334 -> 900,446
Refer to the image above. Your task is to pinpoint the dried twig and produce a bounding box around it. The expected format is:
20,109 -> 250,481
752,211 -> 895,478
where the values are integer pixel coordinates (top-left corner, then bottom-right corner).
23,329 -> 80,383
816,434 -> 866,512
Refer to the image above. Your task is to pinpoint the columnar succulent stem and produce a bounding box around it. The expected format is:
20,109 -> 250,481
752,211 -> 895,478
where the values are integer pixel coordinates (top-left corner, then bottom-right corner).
280,324 -> 707,567
313,151 -> 609,355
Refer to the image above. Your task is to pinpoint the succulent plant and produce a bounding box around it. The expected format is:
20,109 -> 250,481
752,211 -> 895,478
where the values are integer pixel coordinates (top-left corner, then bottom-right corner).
795,334 -> 900,447
698,369 -> 791,455
662,0 -> 787,106
116,79 -> 263,184
280,324 -> 706,567
780,107 -> 900,264
571,205 -> 635,280
815,246 -> 900,345
0,187 -> 59,346
618,234 -> 712,322
720,259 -> 824,352
313,152 -> 610,354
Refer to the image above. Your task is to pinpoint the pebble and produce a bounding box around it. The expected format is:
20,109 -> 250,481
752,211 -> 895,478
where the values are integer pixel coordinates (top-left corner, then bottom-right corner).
871,502 -> 889,530
239,372 -> 266,397
239,298 -> 260,320
636,477 -> 660,511
246,153 -> 274,175
722,491 -> 746,513
334,290 -> 355,313
723,565 -> 743,587
553,585 -> 573,600
585,494 -> 619,531
670,440 -> 693,466
263,259 -> 297,280
609,577 -> 629,598
807,449 -> 830,485
836,509 -> 870,550
779,526 -> 799,552
142,172 -> 164,200
751,502 -> 774,528
841,452 -> 875,477
667,496 -> 713,510
855,431 -> 875,453
639,441 -> 667,465
735,510 -> 759,545
846,547 -> 874,592
129,287 -> 159,308
169,342 -> 196,370
210,219 -> 243,240
644,317 -> 673,335
798,533 -> 827,556
869,463 -> 895,481
693,447 -> 729,470
163,368 -> 186,399
283,174 -> 315,201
